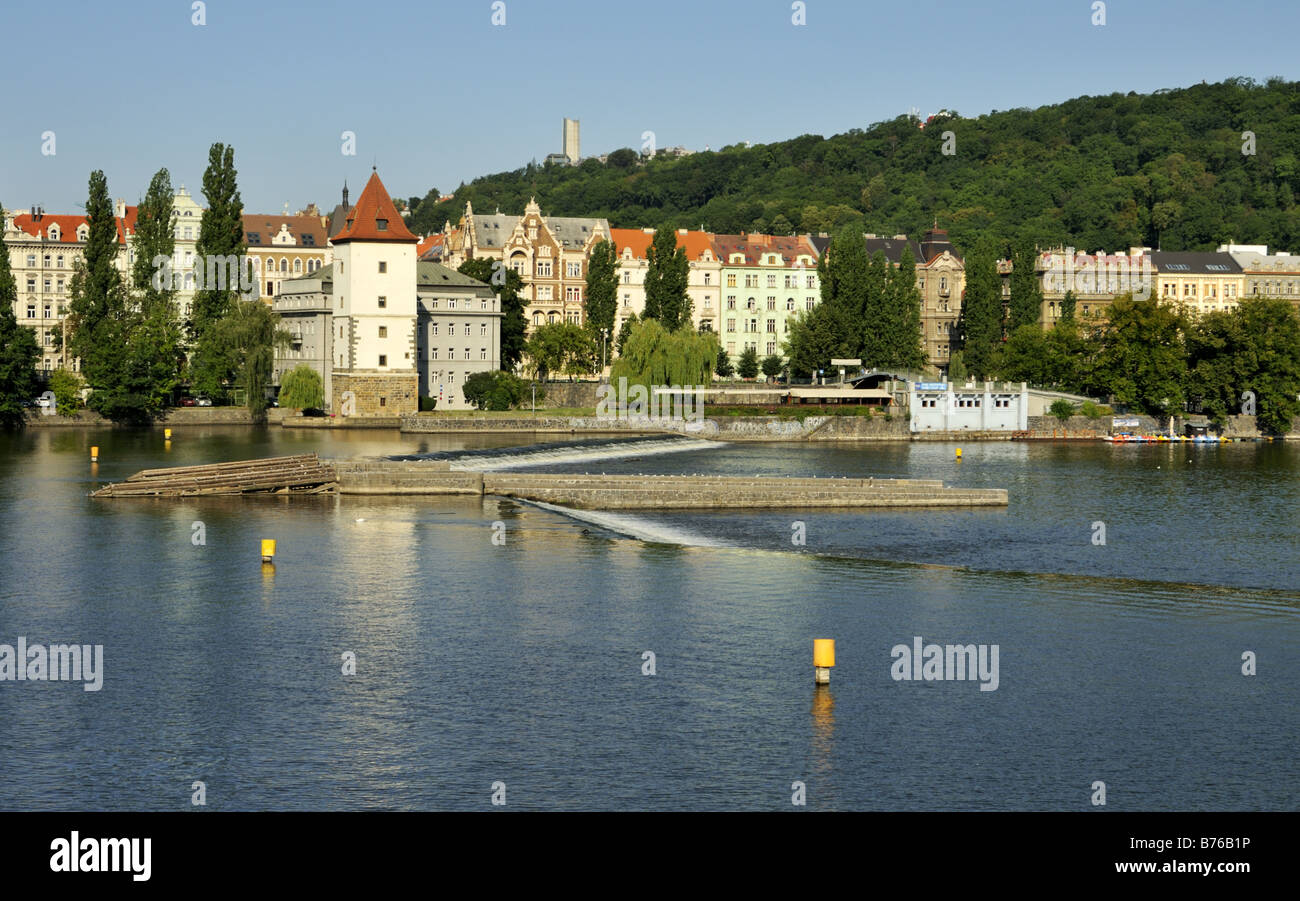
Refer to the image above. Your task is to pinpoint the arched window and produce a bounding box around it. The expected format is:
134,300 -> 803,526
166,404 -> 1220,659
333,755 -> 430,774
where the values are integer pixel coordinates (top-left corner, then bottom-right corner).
533,312 -> 543,326
279,258 -> 288,273
293,259 -> 302,273
265,257 -> 274,271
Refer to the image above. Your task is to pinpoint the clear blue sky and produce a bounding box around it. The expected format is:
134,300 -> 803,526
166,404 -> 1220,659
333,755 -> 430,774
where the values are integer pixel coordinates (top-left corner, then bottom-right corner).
3,0 -> 1298,217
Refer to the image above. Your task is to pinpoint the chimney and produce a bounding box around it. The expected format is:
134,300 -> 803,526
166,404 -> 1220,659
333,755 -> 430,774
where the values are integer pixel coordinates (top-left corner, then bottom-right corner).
115,199 -> 127,219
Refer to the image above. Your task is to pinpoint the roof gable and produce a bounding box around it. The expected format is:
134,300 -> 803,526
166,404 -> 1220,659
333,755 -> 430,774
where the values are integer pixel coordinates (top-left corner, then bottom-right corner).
332,172 -> 417,244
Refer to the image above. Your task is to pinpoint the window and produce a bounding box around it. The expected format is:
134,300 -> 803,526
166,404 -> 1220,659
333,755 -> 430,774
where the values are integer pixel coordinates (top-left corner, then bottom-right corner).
432,348 -> 438,359
536,261 -> 552,277
726,274 -> 736,288
623,272 -> 631,284
464,324 -> 471,336
378,296 -> 387,308
280,258 -> 288,272
766,274 -> 777,288
294,259 -> 302,273
767,342 -> 776,355
480,323 -> 487,336
566,286 -> 581,303
432,324 -> 439,336
378,326 -> 387,338
481,299 -> 488,310
481,348 -> 487,360
25,255 -> 35,267
379,355 -> 387,366
26,304 -> 35,318
746,298 -> 756,310
787,298 -> 795,310
183,227 -> 192,240
766,320 -> 776,333
567,262 -> 582,278
448,299 -> 456,309
726,320 -> 735,332
464,348 -> 470,360
745,274 -> 757,288
727,296 -> 736,310
378,261 -> 387,273
704,273 -> 711,285
766,297 -> 776,310
26,279 -> 34,293
56,255 -> 64,268
376,219 -> 388,231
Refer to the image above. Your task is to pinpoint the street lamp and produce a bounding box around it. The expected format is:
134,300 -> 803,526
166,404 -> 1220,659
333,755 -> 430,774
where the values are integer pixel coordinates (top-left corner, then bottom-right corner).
600,327 -> 608,373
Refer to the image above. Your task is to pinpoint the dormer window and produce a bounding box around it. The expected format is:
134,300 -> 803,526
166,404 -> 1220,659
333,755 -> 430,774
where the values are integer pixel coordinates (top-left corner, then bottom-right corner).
376,219 -> 388,231
76,227 -> 88,241
48,225 -> 60,240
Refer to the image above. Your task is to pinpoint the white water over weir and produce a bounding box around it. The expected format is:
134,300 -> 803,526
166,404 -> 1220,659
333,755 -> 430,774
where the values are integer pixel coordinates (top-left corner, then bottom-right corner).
445,437 -> 720,471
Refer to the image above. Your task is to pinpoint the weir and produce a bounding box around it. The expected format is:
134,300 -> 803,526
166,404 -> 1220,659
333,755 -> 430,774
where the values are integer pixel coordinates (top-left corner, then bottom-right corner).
92,455 -> 1009,509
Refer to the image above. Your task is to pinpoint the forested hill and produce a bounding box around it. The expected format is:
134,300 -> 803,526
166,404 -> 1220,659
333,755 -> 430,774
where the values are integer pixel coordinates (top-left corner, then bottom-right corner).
406,77 -> 1300,255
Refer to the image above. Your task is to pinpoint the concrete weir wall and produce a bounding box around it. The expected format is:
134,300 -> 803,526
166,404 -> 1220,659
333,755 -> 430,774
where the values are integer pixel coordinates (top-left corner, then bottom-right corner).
335,464 -> 1007,509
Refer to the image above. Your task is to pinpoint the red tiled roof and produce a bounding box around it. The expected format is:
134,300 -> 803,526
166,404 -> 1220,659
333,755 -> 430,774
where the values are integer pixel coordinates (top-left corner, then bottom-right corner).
11,208 -> 138,245
331,172 -> 417,244
711,233 -> 817,267
417,233 -> 445,258
609,227 -> 717,261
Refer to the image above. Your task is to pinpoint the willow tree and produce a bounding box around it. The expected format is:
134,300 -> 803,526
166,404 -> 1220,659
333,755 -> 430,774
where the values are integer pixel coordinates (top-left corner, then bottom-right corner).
609,318 -> 718,391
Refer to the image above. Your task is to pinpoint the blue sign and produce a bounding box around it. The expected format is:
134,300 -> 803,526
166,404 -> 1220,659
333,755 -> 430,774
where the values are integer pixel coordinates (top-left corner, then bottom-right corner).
916,382 -> 948,391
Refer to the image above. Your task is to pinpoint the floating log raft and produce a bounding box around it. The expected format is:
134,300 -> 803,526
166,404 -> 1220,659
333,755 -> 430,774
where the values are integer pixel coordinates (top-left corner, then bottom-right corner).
91,454 -> 338,497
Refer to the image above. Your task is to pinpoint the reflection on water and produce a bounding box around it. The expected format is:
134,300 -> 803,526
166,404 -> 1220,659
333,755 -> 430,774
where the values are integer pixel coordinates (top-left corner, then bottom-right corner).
0,427 -> 1296,811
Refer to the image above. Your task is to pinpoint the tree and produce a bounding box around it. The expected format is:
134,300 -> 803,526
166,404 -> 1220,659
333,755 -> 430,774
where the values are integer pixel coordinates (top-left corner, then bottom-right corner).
761,354 -> 784,380
0,219 -> 40,428
947,349 -> 968,383
277,364 -> 324,410
462,370 -> 528,410
208,299 -> 287,415
1008,240 -> 1043,332
48,369 -> 82,416
1059,289 -> 1077,324
189,143 -> 246,397
66,170 -> 150,422
784,303 -> 850,378
1093,293 -> 1187,419
1187,297 -> 1300,434
819,227 -> 870,360
583,238 -> 618,344
642,225 -> 691,330
882,244 -> 926,370
957,237 -> 1002,380
609,318 -> 718,391
525,322 -> 595,381
126,168 -> 185,413
737,346 -> 760,379
715,348 -> 735,377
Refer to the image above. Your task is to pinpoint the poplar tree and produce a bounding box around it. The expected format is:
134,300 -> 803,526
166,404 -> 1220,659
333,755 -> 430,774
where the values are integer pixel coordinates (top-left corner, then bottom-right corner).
583,238 -> 619,341
642,225 -> 691,331
885,244 -> 926,370
128,168 -> 184,411
189,143 -> 246,396
958,237 -> 1003,380
1009,240 -> 1043,332
818,227 -> 869,359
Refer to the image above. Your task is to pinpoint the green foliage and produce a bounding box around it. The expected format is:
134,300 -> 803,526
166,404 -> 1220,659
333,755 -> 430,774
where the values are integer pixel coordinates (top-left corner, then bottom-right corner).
609,319 -> 718,391
525,321 -> 596,380
190,143 -> 246,395
784,303 -> 850,378
278,364 -> 324,410
737,346 -> 760,379
458,257 -> 527,371
1093,294 -> 1187,418
1186,297 -> 1300,435
1009,240 -> 1043,332
1079,400 -> 1111,418
761,354 -> 784,379
583,239 -> 619,341
407,78 -> 1300,253
958,237 -> 1003,380
715,347 -> 734,377
1049,398 -> 1076,422
1059,290 -> 1077,323
946,349 -> 968,383
0,223 -> 40,428
49,369 -> 82,416
462,370 -> 528,410
205,299 -> 288,416
883,245 -> 926,370
643,225 -> 692,330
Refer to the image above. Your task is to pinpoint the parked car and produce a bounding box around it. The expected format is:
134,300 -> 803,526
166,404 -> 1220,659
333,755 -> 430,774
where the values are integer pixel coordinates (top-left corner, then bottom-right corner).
179,397 -> 197,407
195,396 -> 213,407
34,397 -> 53,409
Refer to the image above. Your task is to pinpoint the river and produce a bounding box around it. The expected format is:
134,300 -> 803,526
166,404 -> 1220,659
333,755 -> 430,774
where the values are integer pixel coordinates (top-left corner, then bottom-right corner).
0,425 -> 1295,810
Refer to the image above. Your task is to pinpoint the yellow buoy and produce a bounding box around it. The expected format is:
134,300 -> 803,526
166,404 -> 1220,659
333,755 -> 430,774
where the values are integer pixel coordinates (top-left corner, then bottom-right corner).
90,446 -> 99,462
261,539 -> 276,563
164,428 -> 172,440
813,638 -> 836,685
955,447 -> 963,460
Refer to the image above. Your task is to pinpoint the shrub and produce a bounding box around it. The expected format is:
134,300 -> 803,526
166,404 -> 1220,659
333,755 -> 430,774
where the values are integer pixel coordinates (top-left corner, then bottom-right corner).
1049,398 -> 1076,422
419,396 -> 437,412
462,370 -> 527,411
